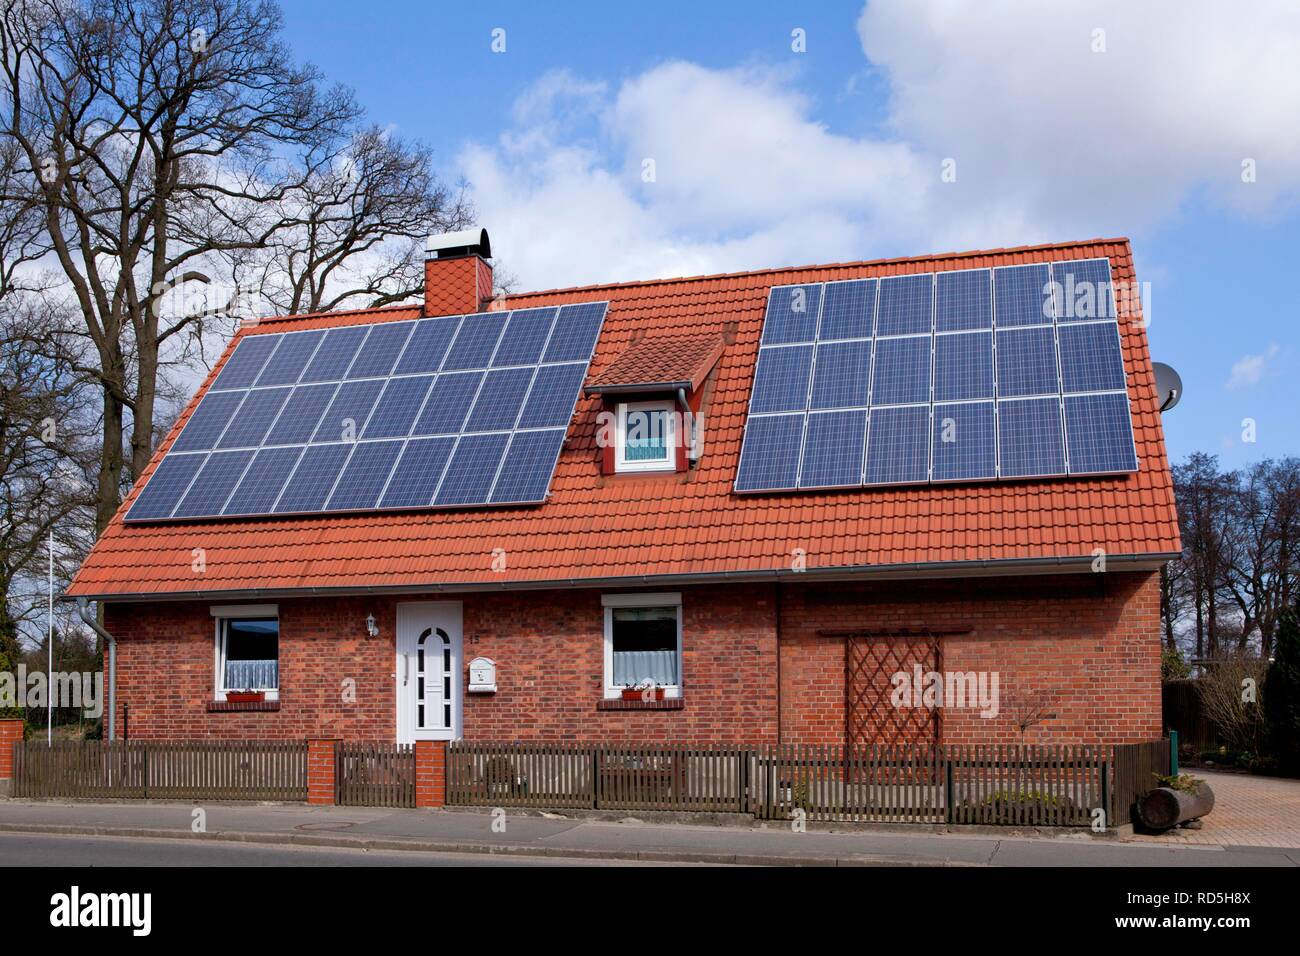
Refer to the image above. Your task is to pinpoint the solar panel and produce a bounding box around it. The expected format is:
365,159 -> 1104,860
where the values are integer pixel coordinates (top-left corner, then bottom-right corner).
1052,258 -> 1113,322
1064,392 -> 1137,474
997,397 -> 1065,478
932,402 -> 996,482
799,410 -> 866,488
126,301 -> 608,521
750,345 -> 813,413
735,258 -> 1135,492
1058,321 -> 1126,393
877,274 -> 933,336
936,269 -> 992,332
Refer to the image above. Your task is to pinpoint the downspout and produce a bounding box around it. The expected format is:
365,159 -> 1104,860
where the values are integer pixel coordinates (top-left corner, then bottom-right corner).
675,388 -> 695,462
76,598 -> 115,743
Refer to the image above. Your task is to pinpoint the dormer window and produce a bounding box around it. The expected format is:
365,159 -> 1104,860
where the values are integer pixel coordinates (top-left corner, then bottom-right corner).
616,401 -> 677,473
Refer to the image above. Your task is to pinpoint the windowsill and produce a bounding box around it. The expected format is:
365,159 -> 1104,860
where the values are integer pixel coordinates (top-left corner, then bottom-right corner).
207,700 -> 281,713
596,698 -> 684,711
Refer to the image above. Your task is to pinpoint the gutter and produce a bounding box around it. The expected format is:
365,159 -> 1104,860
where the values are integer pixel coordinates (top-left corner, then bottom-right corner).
76,598 -> 116,743
60,551 -> 1181,604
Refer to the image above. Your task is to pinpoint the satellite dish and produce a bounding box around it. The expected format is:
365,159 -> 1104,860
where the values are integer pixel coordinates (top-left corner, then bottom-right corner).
1153,362 -> 1183,412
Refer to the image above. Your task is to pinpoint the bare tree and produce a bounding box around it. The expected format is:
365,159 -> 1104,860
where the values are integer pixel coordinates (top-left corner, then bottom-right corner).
1222,458 -> 1300,656
240,124 -> 473,316
1,0 -> 357,533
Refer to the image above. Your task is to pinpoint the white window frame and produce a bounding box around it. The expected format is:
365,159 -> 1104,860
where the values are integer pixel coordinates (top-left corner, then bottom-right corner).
615,400 -> 678,473
211,604 -> 280,701
602,592 -> 682,699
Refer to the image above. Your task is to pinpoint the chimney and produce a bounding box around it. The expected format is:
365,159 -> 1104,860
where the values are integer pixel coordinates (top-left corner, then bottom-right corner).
423,227 -> 494,317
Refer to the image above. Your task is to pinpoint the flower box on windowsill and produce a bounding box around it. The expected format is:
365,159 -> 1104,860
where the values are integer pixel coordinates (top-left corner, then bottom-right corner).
225,691 -> 266,704
621,687 -> 666,701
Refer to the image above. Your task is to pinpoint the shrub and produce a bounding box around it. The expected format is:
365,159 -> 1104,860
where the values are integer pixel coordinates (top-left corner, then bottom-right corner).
1264,609 -> 1300,774
1197,653 -> 1268,754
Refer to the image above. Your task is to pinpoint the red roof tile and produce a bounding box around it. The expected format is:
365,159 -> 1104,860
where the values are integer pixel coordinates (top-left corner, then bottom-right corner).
67,238 -> 1181,599
586,333 -> 725,393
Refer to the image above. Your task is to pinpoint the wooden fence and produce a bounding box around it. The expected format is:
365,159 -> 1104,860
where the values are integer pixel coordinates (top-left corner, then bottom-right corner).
335,742 -> 415,808
1162,680 -> 1219,751
12,740 -> 307,801
1111,738 -> 1171,826
448,740 -> 1164,826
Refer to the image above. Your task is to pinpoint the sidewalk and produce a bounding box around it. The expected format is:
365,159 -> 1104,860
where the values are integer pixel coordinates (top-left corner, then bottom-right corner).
2,799 -> 1297,866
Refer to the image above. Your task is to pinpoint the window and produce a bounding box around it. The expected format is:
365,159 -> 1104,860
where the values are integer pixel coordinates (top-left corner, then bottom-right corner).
615,401 -> 677,473
602,593 -> 682,698
212,605 -> 279,699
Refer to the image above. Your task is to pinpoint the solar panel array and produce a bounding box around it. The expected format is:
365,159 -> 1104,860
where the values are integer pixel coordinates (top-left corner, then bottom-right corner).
126,302 -> 608,521
735,258 -> 1137,492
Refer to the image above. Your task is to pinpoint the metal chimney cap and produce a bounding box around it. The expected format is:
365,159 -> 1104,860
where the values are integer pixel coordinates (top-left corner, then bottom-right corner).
425,227 -> 491,259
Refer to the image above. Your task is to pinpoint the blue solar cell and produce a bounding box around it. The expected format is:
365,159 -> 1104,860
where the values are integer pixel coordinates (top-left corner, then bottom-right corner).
750,345 -> 813,413
996,326 -> 1059,398
346,321 -> 415,379
1052,258 -> 1114,322
211,335 -> 278,391
126,453 -> 206,520
819,280 -> 876,340
466,367 -> 535,432
254,330 -> 324,386
444,314 -> 507,370
870,335 -> 931,406
936,269 -> 993,332
311,379 -> 384,443
379,437 -> 457,509
810,340 -> 871,409
300,325 -> 368,383
171,390 -> 246,452
273,443 -> 353,513
361,376 -> 435,439
515,363 -> 587,429
491,429 -> 568,503
542,302 -> 606,362
493,308 -> 557,366
734,413 -> 805,492
173,450 -> 255,518
1058,322 -> 1126,393
933,332 -> 993,402
760,285 -> 823,345
263,383 -> 337,446
411,371 -> 482,435
876,274 -> 933,336
325,440 -> 404,511
994,263 -> 1053,327
799,410 -> 866,488
216,387 -> 291,449
394,316 -> 461,375
1065,393 -> 1137,474
224,446 -> 304,516
931,402 -> 996,482
865,405 -> 929,485
997,397 -> 1065,478
435,433 -> 510,506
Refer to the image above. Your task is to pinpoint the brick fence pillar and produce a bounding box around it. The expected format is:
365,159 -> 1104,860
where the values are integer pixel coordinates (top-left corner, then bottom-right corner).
307,738 -> 340,806
0,718 -> 23,797
414,740 -> 447,808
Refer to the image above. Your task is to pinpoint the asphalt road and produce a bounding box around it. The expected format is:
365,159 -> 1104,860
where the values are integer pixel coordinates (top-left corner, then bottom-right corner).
0,831 -> 685,867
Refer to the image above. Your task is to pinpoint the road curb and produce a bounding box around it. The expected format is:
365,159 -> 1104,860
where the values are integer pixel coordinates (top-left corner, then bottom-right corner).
0,821 -> 981,867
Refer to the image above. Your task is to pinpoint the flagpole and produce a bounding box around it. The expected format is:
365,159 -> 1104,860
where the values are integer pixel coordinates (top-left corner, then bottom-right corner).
48,529 -> 53,746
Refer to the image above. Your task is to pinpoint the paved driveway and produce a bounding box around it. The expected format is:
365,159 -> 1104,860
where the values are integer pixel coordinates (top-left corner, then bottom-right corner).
1127,769 -> 1300,848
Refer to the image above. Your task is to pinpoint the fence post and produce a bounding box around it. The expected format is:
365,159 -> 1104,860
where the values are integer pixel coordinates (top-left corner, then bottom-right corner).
414,740 -> 447,808
1168,731 -> 1178,776
0,718 -> 22,797
307,738 -> 340,806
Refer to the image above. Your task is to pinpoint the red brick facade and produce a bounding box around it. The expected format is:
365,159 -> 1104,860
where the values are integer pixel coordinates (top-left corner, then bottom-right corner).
103,571 -> 1160,746
422,254 -> 494,317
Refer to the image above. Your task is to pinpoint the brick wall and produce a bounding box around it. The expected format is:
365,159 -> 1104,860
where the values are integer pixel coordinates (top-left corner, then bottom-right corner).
102,571 -> 1160,746
778,571 -> 1162,746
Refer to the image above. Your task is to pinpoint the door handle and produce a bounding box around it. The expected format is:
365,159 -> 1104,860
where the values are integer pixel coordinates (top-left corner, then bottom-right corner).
403,655 -> 409,686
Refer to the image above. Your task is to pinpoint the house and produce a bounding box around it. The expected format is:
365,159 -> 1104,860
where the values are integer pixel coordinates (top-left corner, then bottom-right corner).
65,230 -> 1180,749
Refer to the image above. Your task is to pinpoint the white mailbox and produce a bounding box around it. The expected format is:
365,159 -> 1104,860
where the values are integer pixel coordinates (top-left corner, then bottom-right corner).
468,657 -> 497,693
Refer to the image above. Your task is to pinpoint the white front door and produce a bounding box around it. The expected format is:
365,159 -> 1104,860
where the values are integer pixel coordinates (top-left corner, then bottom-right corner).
396,602 -> 463,743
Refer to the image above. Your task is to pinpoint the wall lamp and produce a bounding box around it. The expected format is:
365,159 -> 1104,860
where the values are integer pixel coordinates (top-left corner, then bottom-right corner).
365,613 -> 379,639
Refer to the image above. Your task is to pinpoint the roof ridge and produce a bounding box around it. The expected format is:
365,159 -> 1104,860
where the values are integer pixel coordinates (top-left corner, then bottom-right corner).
506,236 -> 1132,301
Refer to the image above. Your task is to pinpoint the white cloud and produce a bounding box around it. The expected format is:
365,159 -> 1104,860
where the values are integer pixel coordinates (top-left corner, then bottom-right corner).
1225,344 -> 1280,390
458,2 -> 1300,289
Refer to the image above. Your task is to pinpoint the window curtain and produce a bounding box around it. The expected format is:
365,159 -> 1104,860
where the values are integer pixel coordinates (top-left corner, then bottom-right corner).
225,659 -> 278,690
613,650 -> 677,687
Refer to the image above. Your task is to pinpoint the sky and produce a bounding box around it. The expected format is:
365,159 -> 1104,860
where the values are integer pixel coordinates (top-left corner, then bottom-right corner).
274,0 -> 1300,470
